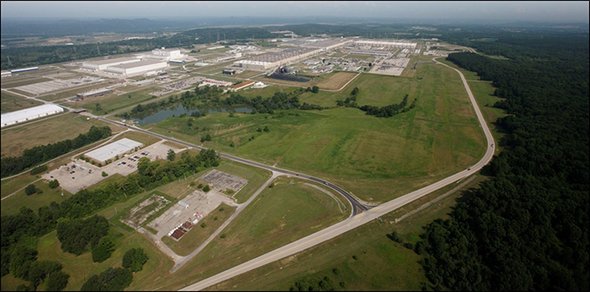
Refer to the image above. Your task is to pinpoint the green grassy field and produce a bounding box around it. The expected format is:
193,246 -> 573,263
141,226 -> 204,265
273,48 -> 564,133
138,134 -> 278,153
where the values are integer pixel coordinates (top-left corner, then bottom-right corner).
215,160 -> 272,203
1,113 -> 119,157
207,175 -> 488,291
0,179 -> 72,216
148,59 -> 486,203
0,77 -> 51,88
74,88 -> 158,115
162,203 -> 236,256
0,91 -> 42,113
131,176 -> 349,290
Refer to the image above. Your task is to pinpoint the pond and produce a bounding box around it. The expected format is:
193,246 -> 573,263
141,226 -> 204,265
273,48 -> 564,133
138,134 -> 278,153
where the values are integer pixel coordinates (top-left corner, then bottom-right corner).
135,104 -> 252,125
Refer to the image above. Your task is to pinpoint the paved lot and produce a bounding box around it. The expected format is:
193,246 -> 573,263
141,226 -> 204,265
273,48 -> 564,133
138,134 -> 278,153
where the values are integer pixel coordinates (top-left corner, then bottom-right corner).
148,189 -> 236,239
200,169 -> 247,196
43,139 -> 185,193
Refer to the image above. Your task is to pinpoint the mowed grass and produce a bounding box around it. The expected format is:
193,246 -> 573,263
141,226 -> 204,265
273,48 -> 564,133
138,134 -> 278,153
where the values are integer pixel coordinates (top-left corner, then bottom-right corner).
299,73 -> 417,107
132,177 -> 348,290
207,175 -> 487,291
162,203 -> 236,256
1,179 -> 72,216
1,91 -> 42,113
74,87 -> 158,115
1,113 -> 119,157
30,179 -> 192,291
316,72 -> 358,90
215,160 -> 272,203
149,60 -> 486,203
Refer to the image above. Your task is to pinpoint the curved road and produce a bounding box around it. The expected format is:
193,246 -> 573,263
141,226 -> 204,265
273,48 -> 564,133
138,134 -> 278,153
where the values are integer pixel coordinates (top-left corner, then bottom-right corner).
178,57 -> 496,291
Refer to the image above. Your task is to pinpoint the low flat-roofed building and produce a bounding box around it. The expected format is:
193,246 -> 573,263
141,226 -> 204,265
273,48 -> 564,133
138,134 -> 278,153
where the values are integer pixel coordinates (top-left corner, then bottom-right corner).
1,104 -> 64,128
76,88 -> 112,99
84,138 -> 143,165
105,59 -> 168,78
82,57 -> 140,71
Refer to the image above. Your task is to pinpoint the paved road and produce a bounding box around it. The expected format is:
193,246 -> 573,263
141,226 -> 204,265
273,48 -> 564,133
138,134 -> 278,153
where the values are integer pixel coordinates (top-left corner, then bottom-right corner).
178,57 -> 496,291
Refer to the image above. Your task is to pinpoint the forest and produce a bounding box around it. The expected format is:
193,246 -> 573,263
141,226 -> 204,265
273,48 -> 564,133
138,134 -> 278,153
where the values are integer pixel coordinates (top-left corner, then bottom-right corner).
0,126 -> 112,178
416,30 -> 589,290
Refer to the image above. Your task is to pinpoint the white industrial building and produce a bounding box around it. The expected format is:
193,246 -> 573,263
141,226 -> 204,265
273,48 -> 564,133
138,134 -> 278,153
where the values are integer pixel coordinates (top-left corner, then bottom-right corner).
104,59 -> 168,78
1,104 -> 64,128
354,40 -> 417,49
151,48 -> 183,60
82,57 -> 140,71
84,138 -> 144,164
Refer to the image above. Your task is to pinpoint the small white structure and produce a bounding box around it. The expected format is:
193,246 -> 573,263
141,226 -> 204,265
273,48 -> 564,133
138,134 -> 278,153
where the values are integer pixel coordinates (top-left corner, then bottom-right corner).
105,59 -> 168,78
1,104 -> 64,128
82,57 -> 140,71
84,138 -> 143,164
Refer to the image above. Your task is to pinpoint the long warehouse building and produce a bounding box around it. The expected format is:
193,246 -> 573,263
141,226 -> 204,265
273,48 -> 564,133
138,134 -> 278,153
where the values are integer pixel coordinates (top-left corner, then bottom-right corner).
104,59 -> 168,78
1,104 -> 64,128
82,57 -> 140,71
84,138 -> 143,164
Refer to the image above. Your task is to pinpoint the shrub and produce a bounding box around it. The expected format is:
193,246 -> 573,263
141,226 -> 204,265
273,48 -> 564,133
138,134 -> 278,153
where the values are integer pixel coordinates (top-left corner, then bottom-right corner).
122,248 -> 148,272
24,184 -> 38,196
48,179 -> 60,189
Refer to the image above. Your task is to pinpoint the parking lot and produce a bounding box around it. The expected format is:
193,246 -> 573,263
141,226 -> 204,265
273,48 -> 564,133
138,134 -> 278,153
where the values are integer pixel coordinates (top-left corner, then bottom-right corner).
148,188 -> 236,240
43,139 -> 185,193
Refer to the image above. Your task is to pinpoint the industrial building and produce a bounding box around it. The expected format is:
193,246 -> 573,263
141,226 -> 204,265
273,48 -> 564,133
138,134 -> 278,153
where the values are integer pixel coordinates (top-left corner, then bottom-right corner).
236,39 -> 351,71
151,47 -> 182,60
82,57 -> 140,71
104,59 -> 168,78
354,40 -> 417,49
76,88 -> 112,99
84,138 -> 144,165
1,104 -> 64,128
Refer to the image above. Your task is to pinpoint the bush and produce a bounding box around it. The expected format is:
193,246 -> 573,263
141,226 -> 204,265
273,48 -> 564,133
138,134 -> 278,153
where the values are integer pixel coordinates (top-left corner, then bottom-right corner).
24,184 -> 38,196
48,179 -> 60,189
45,271 -> 70,291
92,237 -> 115,263
81,267 -> 132,291
122,248 -> 148,272
386,231 -> 403,243
203,185 -> 211,192
101,171 -> 108,177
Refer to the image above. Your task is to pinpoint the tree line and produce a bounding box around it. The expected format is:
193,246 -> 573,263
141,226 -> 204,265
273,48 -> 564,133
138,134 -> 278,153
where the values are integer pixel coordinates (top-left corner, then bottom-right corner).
1,125 -> 112,178
337,87 -> 417,117
416,31 -> 589,290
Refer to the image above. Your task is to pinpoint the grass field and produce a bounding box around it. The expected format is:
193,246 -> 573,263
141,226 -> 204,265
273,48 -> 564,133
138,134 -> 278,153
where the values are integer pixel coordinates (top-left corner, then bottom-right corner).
298,73 -> 417,107
215,160 -> 272,203
74,87 -> 158,115
1,113 -> 120,157
131,176 -> 349,290
148,59 -> 486,203
0,91 -> 42,113
316,72 -> 358,91
1,179 -> 72,216
207,174 -> 487,291
0,77 -> 51,88
162,203 -> 236,256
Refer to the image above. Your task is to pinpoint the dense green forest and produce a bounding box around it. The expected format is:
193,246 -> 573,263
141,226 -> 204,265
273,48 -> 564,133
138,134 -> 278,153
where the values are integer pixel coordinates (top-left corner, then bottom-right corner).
0,126 -> 112,178
416,31 -> 589,290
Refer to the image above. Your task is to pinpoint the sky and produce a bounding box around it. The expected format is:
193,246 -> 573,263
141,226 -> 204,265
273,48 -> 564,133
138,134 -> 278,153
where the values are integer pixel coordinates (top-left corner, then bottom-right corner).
1,1 -> 588,23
